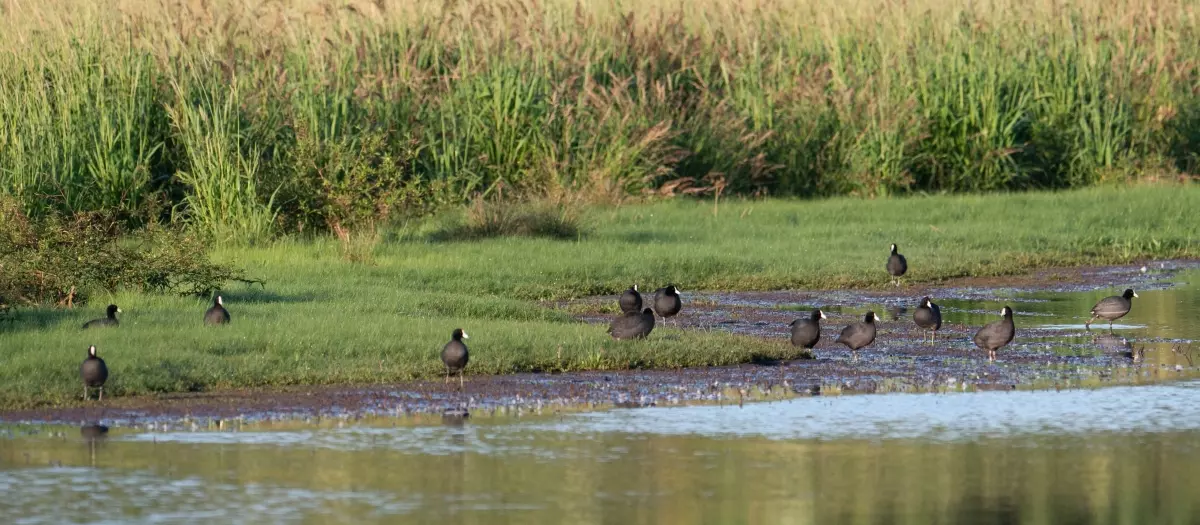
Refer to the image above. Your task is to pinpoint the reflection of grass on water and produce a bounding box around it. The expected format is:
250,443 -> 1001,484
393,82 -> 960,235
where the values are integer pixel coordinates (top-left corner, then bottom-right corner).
7,416 -> 1200,524
0,187 -> 1197,409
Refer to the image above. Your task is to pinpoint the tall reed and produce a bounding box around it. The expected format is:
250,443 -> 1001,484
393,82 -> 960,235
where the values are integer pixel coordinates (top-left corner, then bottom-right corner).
166,76 -> 276,243
0,0 -> 1195,239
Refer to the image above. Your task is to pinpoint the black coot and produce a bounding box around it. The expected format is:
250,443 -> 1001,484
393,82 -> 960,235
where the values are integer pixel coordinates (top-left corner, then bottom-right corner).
609,308 -> 656,340
913,296 -> 942,342
204,295 -> 230,325
619,285 -> 643,314
80,345 -> 109,401
82,304 -> 121,329
652,285 -> 682,324
80,423 -> 110,440
441,328 -> 470,388
836,311 -> 880,360
887,244 -> 907,286
1086,288 -> 1137,331
973,306 -> 1015,361
789,309 -> 825,349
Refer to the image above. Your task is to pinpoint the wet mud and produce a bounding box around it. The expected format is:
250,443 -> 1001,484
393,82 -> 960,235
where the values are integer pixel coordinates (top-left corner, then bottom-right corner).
3,261 -> 1198,429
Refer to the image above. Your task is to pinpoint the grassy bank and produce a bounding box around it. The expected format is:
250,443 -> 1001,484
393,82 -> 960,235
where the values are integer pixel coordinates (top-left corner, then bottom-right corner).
0,187 -> 1197,408
1,0 -> 1198,240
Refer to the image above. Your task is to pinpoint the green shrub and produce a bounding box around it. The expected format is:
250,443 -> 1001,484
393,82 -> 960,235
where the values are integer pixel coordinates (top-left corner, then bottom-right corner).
0,199 -> 249,309
270,130 -> 425,234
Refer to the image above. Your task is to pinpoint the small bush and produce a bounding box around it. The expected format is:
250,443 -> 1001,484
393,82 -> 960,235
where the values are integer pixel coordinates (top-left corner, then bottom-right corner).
0,198 -> 250,309
269,129 -> 428,235
433,195 -> 586,241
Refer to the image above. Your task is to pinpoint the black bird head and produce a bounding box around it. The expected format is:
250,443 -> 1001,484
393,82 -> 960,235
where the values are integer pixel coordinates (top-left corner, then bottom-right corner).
451,328 -> 469,340
1123,289 -> 1138,299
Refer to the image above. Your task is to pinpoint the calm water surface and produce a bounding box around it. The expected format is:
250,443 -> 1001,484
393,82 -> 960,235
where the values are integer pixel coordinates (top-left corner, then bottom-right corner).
3,381 -> 1200,524
942,266 -> 1199,338
2,268 -> 1199,524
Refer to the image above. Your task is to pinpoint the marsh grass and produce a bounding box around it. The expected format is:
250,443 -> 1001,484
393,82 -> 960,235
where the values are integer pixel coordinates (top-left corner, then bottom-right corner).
1,187 -> 1196,408
0,0 -> 1197,237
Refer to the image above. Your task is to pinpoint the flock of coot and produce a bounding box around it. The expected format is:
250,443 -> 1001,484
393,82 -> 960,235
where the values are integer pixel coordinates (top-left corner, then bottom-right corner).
600,244 -> 1139,366
76,296 -> 230,400
74,245 -> 1140,400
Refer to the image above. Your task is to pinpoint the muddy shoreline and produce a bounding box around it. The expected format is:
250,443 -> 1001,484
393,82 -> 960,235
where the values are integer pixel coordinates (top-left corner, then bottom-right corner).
3,260 -> 1198,428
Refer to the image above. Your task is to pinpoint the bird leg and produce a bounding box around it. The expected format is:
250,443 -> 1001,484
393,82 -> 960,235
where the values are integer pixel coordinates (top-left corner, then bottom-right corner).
459,373 -> 465,391
988,350 -> 996,362
444,368 -> 450,384
98,387 -> 103,402
82,385 -> 88,401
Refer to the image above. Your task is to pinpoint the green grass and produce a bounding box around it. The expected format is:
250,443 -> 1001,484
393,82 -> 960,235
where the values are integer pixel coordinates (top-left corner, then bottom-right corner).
1,186 -> 1197,408
375,184 -> 1198,297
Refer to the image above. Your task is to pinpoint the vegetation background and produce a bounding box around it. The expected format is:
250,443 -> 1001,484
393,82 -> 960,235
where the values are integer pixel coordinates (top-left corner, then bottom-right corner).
1,0 -> 1198,406
1,0 -> 1197,242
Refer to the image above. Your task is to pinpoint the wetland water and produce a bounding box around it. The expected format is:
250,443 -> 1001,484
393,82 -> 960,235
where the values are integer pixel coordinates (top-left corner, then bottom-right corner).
2,264 -> 1200,523
2,382 -> 1200,524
